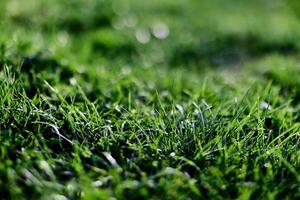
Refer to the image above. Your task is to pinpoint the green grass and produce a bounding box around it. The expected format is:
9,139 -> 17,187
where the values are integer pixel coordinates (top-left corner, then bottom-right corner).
0,0 -> 300,199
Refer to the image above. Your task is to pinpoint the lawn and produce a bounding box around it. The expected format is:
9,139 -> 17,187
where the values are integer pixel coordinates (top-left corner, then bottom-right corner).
0,0 -> 300,199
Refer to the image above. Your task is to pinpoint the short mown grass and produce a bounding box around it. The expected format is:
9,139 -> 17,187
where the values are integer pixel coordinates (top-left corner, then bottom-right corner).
0,0 -> 300,199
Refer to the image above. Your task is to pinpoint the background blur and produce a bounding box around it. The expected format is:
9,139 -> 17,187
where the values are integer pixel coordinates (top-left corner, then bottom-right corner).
1,0 -> 300,68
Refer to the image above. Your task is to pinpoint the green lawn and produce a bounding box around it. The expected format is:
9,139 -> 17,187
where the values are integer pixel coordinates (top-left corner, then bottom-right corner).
0,0 -> 300,199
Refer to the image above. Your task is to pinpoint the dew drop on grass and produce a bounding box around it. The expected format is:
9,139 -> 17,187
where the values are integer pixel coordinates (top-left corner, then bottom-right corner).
151,22 -> 169,39
260,101 -> 272,110
69,77 -> 77,85
169,152 -> 176,157
124,16 -> 137,27
135,28 -> 151,44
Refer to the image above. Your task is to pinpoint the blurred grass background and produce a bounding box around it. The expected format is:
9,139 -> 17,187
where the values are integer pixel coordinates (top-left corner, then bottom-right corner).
1,0 -> 300,67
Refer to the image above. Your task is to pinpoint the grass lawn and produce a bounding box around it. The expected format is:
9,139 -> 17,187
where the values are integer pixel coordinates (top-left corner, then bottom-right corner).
0,0 -> 300,199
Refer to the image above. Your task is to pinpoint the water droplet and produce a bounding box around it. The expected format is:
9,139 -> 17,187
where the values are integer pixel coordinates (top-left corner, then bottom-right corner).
69,78 -> 77,85
152,22 -> 169,39
112,18 -> 124,30
169,152 -> 176,157
124,16 -> 137,27
135,28 -> 151,44
260,101 -> 272,110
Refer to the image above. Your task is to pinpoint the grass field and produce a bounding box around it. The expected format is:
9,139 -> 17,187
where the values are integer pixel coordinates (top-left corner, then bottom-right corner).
0,0 -> 300,199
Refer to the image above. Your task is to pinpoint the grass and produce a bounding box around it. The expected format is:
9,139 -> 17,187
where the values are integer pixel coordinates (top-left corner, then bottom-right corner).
0,0 -> 300,199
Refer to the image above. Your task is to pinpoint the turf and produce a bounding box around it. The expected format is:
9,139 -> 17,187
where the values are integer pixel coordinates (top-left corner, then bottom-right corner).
0,0 -> 300,199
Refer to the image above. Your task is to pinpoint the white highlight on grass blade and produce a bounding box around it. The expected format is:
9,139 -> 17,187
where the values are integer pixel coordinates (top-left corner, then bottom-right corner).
22,169 -> 42,186
31,122 -> 73,145
151,22 -> 169,39
260,101 -> 272,110
241,182 -> 256,188
48,124 -> 74,145
176,104 -> 184,115
40,160 -> 54,178
44,80 -> 58,93
103,152 -> 120,168
92,180 -> 103,187
51,194 -> 68,200
121,120 -> 127,132
163,167 -> 180,175
135,28 -> 151,44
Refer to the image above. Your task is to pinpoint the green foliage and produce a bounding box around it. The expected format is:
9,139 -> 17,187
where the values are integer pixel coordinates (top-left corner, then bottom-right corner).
0,0 -> 300,199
